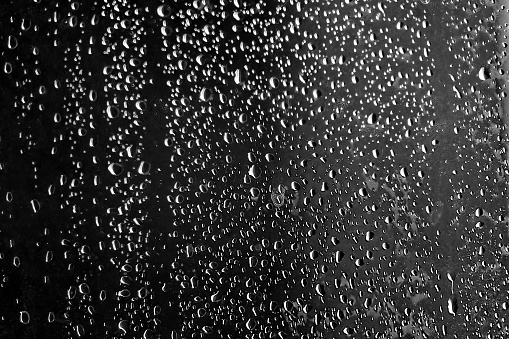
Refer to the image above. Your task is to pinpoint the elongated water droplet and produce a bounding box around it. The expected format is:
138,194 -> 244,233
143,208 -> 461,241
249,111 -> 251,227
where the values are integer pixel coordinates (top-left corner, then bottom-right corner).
20,311 -> 30,324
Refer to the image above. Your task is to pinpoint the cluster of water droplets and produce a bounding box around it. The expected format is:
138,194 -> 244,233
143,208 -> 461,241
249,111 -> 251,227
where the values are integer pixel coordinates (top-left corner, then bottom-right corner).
0,0 -> 508,338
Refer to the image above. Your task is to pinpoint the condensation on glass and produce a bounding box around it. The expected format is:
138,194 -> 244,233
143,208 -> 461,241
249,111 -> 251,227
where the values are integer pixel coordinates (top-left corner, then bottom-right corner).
0,0 -> 508,338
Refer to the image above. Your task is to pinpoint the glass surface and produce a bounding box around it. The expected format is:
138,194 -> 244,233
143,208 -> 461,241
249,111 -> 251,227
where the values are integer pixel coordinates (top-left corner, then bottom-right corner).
0,0 -> 508,338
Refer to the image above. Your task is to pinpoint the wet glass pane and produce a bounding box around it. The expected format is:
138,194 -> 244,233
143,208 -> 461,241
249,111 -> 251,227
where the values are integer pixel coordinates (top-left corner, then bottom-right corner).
0,0 -> 508,338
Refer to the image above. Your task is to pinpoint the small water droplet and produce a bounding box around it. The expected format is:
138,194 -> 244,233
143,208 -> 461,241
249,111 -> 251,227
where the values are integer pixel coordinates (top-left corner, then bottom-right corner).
4,62 -> 12,74
79,283 -> 90,294
108,163 -> 124,176
106,105 -> 120,119
20,311 -> 30,324
75,324 -> 85,337
157,5 -> 172,18
137,161 -> 151,175
7,35 -> 18,49
31,199 -> 40,213
199,87 -> 213,102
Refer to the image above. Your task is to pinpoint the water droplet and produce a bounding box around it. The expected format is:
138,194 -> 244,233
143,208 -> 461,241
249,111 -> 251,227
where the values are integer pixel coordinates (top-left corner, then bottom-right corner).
45,251 -> 53,263
106,105 -> 120,119
3,62 -> 12,74
99,290 -> 107,301
19,311 -> 30,324
137,161 -> 151,175
7,35 -> 18,49
75,324 -> 85,337
248,165 -> 261,179
157,5 -> 172,18
108,163 -> 124,176
199,87 -> 213,102
78,283 -> 90,294
31,199 -> 40,213
118,320 -> 128,334
161,26 -> 172,36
